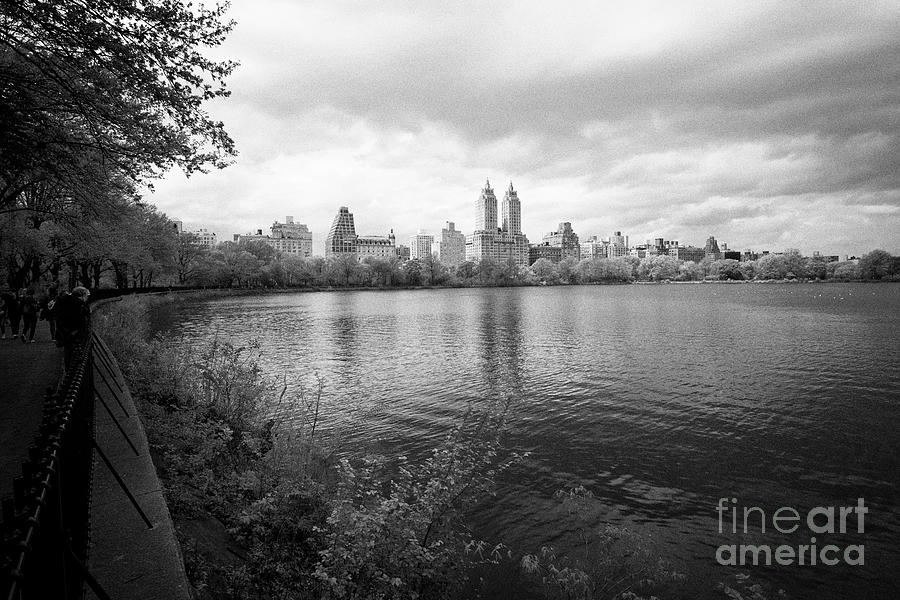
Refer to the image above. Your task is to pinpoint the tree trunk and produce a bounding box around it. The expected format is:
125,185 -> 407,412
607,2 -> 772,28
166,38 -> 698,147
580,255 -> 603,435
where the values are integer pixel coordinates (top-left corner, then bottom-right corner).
91,260 -> 102,289
79,262 -> 91,287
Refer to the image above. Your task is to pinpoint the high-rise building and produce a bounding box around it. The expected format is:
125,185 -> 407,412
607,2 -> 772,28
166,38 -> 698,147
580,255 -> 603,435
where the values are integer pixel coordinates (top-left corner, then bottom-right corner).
579,231 -> 628,260
501,182 -> 521,235
669,245 -> 706,262
357,231 -> 396,261
325,206 -> 357,257
409,230 -> 434,260
608,231 -> 628,258
270,216 -> 312,257
192,228 -> 217,247
627,244 -> 651,259
325,206 -> 395,261
437,222 -> 466,267
465,180 -> 530,266
475,179 -> 498,232
543,222 -> 580,261
581,236 -> 608,260
705,236 -> 722,261
234,215 -> 312,256
529,243 -> 563,264
647,238 -> 680,256
174,219 -> 216,247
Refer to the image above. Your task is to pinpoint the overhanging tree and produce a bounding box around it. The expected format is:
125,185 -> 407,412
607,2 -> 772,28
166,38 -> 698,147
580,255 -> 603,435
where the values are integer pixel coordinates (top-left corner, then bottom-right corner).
0,0 -> 237,213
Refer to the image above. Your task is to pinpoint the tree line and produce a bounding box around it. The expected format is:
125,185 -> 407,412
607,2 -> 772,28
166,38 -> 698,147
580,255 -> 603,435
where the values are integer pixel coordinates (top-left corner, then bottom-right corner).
1,0 -> 236,291
190,245 -> 900,287
11,227 -> 894,291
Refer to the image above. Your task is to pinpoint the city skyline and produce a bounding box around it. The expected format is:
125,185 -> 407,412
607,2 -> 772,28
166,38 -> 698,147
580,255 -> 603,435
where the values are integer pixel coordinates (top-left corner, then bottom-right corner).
179,179 -> 862,260
150,1 -> 900,257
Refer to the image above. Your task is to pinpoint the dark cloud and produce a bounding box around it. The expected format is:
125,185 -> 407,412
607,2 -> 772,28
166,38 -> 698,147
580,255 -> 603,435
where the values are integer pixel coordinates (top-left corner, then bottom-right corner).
154,1 -> 900,256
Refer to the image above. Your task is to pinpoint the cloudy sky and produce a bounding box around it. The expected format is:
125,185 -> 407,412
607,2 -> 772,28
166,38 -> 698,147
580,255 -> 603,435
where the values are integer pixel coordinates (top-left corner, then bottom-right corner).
151,0 -> 900,256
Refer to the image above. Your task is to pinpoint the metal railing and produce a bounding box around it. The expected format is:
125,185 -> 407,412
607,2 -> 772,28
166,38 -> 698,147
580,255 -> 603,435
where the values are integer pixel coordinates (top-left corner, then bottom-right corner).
0,337 -> 95,599
2,295 -> 185,599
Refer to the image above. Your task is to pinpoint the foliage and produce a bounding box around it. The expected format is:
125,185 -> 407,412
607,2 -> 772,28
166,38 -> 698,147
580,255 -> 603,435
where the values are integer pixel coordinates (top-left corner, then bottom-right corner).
708,259 -> 744,280
716,573 -> 787,600
0,0 -> 236,290
857,249 -> 899,280
0,0 -> 237,208
314,401 -> 523,600
94,296 -> 275,520
532,257 -> 559,283
678,260 -> 704,281
520,485 -> 683,600
637,255 -> 679,281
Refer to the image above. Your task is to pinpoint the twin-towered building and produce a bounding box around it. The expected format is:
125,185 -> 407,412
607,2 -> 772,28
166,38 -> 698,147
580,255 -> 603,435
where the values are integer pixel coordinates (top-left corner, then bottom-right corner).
319,180 -> 631,269
465,180 -> 530,266
322,180 -> 531,267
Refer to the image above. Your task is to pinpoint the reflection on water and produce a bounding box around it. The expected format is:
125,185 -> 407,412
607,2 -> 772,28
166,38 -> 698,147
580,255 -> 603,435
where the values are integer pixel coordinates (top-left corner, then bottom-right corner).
152,283 -> 900,599
476,290 -> 525,400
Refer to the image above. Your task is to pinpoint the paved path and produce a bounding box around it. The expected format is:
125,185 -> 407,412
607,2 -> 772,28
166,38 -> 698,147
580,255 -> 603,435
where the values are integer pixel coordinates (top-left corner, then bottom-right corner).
1,320 -> 189,599
0,322 -> 63,499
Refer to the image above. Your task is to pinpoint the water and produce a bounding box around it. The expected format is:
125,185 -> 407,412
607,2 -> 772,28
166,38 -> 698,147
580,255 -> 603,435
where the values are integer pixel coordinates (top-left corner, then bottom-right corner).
152,283 -> 900,599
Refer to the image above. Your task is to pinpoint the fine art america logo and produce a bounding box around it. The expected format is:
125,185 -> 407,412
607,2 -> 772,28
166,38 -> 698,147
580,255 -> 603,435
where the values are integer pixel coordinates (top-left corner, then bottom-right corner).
715,497 -> 867,566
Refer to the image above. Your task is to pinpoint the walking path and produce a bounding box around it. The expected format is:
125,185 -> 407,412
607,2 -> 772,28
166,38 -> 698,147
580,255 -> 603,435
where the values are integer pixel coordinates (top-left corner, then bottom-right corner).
0,323 -> 62,498
1,321 -> 189,599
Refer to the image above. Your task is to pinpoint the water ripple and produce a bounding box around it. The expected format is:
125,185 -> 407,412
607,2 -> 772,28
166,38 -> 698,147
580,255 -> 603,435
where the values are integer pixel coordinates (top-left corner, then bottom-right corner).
153,283 -> 900,600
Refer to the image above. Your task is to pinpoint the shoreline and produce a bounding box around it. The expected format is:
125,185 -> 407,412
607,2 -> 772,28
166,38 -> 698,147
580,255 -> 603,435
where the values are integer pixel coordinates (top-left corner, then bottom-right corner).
87,277 -> 899,307
162,277 -> 896,296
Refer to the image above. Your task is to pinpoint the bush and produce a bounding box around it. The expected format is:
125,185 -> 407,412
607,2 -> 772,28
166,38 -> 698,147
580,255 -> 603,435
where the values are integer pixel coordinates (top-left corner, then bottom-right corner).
314,406 -> 523,600
520,486 -> 683,600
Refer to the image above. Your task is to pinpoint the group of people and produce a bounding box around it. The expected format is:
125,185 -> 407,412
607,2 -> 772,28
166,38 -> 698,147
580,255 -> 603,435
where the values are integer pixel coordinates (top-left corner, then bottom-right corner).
1,286 -> 46,343
1,285 -> 91,358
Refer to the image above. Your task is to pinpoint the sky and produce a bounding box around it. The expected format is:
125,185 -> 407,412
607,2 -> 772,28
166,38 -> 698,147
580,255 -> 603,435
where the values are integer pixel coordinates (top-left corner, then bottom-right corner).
150,0 -> 900,257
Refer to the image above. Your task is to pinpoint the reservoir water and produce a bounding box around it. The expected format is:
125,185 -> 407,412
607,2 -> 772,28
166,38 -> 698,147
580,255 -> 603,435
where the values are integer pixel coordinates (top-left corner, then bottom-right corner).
153,283 -> 900,599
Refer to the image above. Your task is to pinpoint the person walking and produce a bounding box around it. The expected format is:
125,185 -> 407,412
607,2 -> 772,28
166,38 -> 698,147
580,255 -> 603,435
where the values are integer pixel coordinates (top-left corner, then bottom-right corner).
20,289 -> 39,343
40,283 -> 59,340
54,286 -> 91,369
0,291 -> 8,338
2,290 -> 20,339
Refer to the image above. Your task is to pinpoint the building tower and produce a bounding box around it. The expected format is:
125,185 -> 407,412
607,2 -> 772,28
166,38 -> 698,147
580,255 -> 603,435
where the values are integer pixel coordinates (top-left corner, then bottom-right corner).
475,179 -> 497,232
325,206 -> 357,257
271,215 -> 313,257
704,235 -> 722,260
608,231 -> 628,258
466,178 -> 530,267
542,222 -> 580,261
501,181 -> 521,235
409,230 -> 434,260
438,221 -> 466,267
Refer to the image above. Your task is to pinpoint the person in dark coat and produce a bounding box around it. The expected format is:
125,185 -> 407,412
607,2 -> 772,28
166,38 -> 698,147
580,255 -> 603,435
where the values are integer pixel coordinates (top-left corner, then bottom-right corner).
1,290 -> 20,339
0,292 -> 8,338
39,283 -> 60,340
53,286 -> 91,368
20,289 -> 39,343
